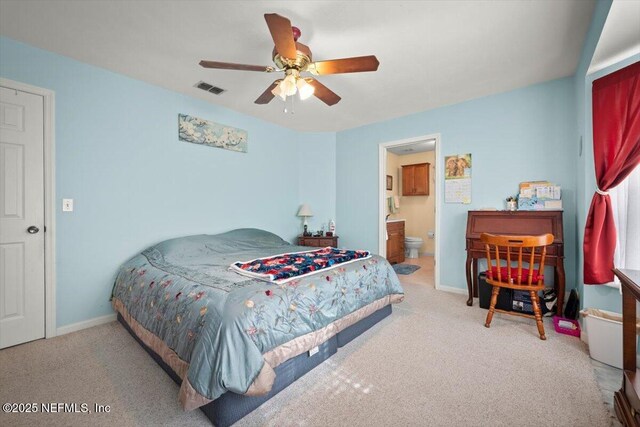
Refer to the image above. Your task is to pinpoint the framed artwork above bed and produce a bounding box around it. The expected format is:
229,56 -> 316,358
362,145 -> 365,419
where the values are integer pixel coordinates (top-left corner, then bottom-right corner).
178,113 -> 248,153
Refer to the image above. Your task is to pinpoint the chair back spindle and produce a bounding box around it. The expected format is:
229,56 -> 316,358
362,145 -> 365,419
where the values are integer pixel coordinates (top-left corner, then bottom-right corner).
481,233 -> 553,289
480,233 -> 554,340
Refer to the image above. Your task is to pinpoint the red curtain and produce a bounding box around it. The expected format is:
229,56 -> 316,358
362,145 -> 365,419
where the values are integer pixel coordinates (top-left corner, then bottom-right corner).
584,61 -> 640,284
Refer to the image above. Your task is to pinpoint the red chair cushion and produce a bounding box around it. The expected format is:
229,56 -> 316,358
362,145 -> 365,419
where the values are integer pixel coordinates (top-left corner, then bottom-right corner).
486,267 -> 543,283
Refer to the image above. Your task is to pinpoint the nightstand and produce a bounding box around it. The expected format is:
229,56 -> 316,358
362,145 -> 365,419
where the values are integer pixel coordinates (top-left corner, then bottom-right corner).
298,235 -> 339,248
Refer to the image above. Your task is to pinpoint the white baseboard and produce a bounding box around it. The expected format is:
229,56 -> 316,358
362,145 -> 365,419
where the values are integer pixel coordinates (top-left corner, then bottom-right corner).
435,284 -> 468,295
56,313 -> 117,336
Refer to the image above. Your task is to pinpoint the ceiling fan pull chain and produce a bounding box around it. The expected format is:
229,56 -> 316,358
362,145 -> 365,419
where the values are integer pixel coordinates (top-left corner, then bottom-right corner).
283,93 -> 295,114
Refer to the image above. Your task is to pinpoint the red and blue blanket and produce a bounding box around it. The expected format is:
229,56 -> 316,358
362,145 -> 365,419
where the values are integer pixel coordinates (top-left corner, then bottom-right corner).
230,247 -> 371,283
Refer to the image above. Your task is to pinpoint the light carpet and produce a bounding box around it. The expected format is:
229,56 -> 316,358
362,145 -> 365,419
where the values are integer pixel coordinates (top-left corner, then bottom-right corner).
0,262 -> 614,426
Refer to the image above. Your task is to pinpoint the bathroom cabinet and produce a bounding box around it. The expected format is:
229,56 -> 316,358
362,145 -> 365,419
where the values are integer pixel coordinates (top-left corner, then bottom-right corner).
386,221 -> 405,264
401,163 -> 429,196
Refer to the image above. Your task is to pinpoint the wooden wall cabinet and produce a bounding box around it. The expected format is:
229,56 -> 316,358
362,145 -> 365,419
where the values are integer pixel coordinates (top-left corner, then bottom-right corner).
402,163 -> 429,196
386,221 -> 405,264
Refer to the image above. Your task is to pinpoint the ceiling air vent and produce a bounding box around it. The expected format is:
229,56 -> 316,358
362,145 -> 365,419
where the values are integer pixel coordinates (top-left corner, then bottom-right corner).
195,81 -> 225,95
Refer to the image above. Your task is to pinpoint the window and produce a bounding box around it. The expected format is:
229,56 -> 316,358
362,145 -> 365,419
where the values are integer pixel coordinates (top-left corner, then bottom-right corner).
610,164 -> 640,288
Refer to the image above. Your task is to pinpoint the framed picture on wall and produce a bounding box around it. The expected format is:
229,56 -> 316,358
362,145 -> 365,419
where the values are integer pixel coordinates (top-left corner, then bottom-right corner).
386,175 -> 393,191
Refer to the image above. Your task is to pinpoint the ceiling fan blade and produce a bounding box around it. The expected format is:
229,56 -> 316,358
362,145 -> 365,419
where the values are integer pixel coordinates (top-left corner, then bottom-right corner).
310,55 -> 379,75
199,60 -> 274,72
307,79 -> 341,106
254,81 -> 280,104
264,13 -> 297,60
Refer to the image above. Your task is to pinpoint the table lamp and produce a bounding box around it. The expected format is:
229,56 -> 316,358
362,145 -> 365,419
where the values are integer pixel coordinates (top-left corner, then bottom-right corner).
297,204 -> 313,236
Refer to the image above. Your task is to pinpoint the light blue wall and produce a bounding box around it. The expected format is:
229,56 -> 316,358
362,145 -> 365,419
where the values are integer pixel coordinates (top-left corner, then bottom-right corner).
0,3 -> 625,328
573,0 -> 613,311
297,133 -> 337,234
0,36 -> 317,327
336,77 -> 577,291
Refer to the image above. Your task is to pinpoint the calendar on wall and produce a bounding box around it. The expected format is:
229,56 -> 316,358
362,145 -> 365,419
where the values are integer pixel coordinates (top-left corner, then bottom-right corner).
444,153 -> 472,204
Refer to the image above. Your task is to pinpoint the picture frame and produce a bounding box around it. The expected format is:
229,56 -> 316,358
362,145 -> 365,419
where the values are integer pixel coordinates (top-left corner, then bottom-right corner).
178,114 -> 248,153
386,175 -> 393,191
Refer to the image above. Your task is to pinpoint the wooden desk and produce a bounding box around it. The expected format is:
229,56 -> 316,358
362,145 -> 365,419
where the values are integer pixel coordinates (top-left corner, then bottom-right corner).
614,268 -> 640,427
465,210 -> 565,315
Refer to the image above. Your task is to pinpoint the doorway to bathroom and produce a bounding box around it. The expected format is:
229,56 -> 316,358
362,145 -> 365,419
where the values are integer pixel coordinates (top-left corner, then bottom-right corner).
378,134 -> 441,289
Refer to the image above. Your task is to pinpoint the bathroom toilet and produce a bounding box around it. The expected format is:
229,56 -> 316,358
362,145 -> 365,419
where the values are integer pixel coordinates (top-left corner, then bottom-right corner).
404,236 -> 424,259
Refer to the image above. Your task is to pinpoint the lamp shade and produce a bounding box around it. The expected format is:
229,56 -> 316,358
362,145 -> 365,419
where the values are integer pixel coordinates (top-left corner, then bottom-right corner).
297,204 -> 313,217
297,78 -> 315,100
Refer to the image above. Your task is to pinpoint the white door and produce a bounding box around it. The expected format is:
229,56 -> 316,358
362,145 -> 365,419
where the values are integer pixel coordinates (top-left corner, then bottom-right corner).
0,86 -> 45,349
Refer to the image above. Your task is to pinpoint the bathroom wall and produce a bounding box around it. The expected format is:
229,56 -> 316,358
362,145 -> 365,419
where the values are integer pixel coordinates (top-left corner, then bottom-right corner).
385,150 -> 436,254
394,151 -> 436,254
385,151 -> 401,210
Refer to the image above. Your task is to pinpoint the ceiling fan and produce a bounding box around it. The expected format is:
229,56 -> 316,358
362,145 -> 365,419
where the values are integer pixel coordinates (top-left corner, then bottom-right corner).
199,13 -> 380,107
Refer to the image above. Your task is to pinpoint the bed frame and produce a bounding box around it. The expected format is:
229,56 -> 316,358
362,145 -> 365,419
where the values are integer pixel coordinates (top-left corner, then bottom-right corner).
118,304 -> 392,426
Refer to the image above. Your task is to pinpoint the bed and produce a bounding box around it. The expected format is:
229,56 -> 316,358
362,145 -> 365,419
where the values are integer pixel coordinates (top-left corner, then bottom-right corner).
111,228 -> 404,426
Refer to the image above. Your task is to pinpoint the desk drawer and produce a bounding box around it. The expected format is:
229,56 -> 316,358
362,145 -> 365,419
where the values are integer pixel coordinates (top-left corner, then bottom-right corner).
317,238 -> 336,247
299,237 -> 338,247
467,240 -> 558,256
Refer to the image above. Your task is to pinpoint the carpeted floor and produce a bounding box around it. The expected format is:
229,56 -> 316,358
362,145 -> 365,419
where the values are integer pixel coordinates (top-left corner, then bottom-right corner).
0,257 -> 614,426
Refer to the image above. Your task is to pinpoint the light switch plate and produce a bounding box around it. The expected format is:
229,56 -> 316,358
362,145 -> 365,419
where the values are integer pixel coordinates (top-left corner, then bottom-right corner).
62,198 -> 73,212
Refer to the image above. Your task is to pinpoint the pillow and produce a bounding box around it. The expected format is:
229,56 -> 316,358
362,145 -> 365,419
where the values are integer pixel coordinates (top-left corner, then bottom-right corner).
146,229 -> 290,262
151,234 -> 216,260
216,228 -> 289,247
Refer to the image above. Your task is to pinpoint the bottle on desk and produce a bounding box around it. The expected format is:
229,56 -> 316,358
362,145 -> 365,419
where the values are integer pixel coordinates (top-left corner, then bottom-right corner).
327,219 -> 336,237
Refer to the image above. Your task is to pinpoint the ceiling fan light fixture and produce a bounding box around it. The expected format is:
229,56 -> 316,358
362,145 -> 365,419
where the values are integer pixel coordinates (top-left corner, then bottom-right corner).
297,78 -> 315,100
201,12 -> 379,108
271,83 -> 286,101
281,74 -> 298,97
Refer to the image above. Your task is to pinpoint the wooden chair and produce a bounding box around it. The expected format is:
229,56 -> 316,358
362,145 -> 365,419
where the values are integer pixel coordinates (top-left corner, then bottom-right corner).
481,233 -> 554,340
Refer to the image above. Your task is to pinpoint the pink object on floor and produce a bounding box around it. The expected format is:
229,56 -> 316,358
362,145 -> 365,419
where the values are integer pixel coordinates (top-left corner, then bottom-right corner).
553,316 -> 581,337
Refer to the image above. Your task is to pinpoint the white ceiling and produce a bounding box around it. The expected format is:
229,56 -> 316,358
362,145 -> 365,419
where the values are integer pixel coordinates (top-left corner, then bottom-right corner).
0,0 -> 596,132
388,139 -> 435,156
588,0 -> 640,74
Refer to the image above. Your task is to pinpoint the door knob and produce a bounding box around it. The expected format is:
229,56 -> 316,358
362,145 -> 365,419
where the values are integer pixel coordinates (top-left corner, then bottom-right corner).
27,226 -> 40,234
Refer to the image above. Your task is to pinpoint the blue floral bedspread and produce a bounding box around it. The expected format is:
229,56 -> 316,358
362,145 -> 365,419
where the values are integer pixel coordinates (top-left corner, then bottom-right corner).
111,229 -> 404,406
231,246 -> 370,283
